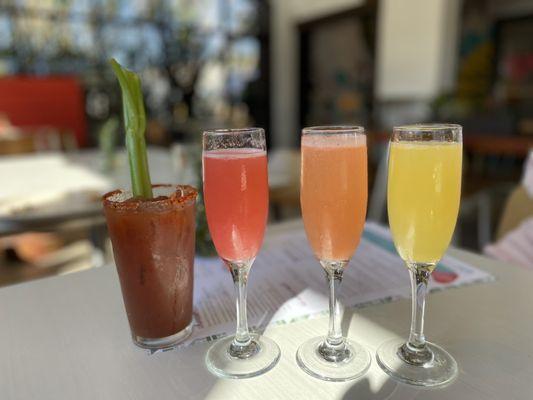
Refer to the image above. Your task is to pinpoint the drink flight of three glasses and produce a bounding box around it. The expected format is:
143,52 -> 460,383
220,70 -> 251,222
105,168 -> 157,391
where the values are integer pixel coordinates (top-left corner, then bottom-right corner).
103,123 -> 462,388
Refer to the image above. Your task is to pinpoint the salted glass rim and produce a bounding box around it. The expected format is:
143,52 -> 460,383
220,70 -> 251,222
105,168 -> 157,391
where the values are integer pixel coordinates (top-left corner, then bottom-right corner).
302,125 -> 365,135
102,184 -> 198,213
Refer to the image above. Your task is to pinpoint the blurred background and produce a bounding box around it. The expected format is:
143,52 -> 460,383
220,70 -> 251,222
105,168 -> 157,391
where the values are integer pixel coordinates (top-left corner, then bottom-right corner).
0,0 -> 532,285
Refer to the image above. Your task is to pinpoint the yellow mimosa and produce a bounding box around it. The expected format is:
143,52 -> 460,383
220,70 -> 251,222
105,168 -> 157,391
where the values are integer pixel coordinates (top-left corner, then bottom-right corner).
387,141 -> 462,264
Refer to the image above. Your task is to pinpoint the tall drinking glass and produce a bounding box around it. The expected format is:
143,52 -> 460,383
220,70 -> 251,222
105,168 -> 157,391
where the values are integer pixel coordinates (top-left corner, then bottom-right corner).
376,124 -> 462,387
103,184 -> 197,350
297,126 -> 371,381
202,128 -> 280,379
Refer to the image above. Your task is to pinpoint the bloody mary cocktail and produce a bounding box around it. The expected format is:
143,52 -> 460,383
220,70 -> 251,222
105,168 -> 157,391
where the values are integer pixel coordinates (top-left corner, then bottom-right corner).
103,184 -> 197,350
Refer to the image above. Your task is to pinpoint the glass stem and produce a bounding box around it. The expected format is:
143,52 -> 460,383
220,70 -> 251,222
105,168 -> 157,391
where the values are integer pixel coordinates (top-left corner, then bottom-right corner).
407,264 -> 430,347
319,261 -> 350,362
399,263 -> 433,365
227,260 -> 258,359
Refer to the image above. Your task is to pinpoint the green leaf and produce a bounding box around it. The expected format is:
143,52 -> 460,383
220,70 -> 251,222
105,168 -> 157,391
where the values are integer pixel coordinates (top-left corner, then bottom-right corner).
109,58 -> 153,199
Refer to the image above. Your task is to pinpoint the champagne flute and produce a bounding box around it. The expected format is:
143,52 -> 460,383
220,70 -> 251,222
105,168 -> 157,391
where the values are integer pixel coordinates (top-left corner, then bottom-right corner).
376,124 -> 462,387
202,128 -> 280,379
297,126 -> 371,381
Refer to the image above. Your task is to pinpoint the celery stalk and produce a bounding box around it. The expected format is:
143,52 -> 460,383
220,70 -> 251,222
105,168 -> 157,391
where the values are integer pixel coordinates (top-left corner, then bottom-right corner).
110,58 -> 153,199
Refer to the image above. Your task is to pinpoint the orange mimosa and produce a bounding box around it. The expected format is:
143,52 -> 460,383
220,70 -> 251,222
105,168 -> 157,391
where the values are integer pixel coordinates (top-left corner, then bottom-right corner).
296,126 -> 371,382
301,134 -> 368,261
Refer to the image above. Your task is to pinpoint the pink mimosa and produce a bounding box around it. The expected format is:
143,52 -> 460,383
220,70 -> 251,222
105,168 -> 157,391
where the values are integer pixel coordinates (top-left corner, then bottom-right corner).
301,134 -> 367,261
203,148 -> 268,262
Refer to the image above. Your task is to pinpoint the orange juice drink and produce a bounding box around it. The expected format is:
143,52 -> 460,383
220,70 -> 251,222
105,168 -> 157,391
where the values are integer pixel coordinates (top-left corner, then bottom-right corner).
301,134 -> 367,261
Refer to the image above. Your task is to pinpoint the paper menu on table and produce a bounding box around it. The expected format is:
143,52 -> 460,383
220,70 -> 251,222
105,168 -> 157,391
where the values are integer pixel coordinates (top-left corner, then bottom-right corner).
183,223 -> 493,347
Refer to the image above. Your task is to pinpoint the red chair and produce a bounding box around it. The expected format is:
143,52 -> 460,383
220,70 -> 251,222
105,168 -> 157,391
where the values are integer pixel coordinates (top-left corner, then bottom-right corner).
0,76 -> 87,147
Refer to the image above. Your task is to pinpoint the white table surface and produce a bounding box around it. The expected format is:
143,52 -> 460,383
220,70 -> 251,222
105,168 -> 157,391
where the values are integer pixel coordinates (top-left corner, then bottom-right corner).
1,221 -> 532,400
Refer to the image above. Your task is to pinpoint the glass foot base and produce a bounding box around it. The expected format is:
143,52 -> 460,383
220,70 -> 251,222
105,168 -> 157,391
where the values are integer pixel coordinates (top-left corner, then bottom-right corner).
376,338 -> 458,387
206,334 -> 281,379
296,337 -> 371,382
133,321 -> 193,351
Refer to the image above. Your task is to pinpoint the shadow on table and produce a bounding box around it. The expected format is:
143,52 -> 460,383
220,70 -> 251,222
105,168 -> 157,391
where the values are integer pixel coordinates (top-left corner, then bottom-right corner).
340,350 -> 458,400
341,376 -> 428,400
342,377 -> 394,400
339,289 -> 462,352
340,302 -> 408,343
